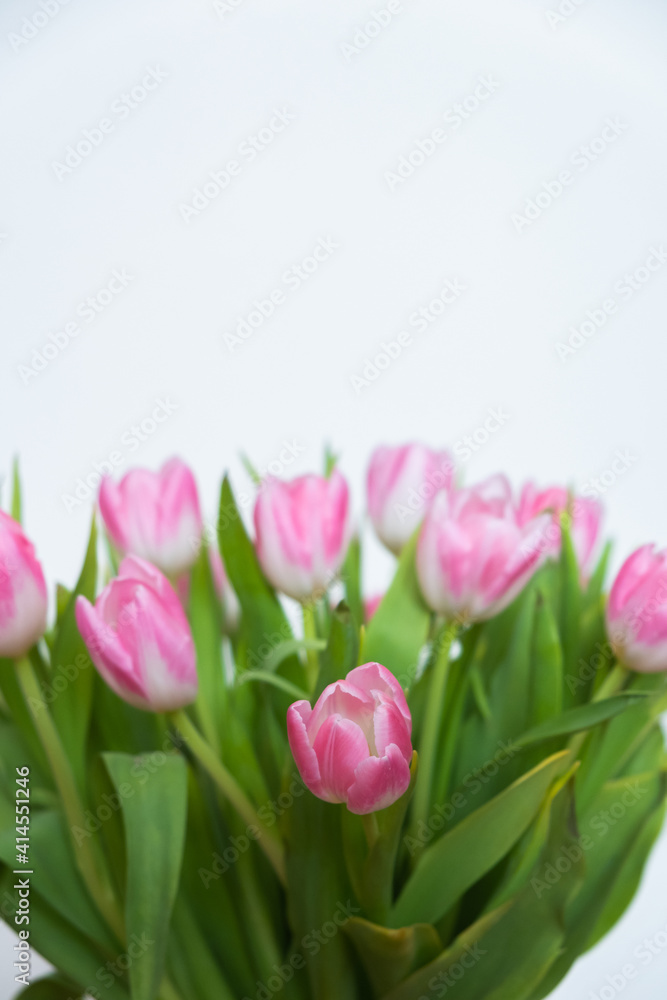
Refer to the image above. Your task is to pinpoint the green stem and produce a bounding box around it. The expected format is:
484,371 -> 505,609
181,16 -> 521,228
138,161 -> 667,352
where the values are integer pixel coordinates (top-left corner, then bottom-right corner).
593,662 -> 628,701
361,812 -> 380,850
15,657 -> 125,943
302,602 -> 320,692
159,977 -> 185,1000
170,709 -> 286,885
412,623 -> 457,835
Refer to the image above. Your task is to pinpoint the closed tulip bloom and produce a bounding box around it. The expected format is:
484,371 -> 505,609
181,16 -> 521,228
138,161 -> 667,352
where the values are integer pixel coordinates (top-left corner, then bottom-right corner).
99,458 -> 202,576
606,545 -> 667,672
75,555 -> 197,711
0,512 -> 48,658
417,475 -> 548,622
517,483 -> 601,574
367,444 -> 454,554
287,662 -> 412,814
254,470 -> 352,601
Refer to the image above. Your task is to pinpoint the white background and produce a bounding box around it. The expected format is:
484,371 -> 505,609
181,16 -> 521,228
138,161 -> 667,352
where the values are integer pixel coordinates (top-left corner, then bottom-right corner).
1,0 -> 667,996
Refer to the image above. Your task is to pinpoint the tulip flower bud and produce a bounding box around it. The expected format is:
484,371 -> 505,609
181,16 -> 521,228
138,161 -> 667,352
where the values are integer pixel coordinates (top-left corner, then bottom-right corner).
75,555 -> 197,711
0,512 -> 48,658
517,483 -> 601,575
287,662 -> 412,814
254,470 -> 352,602
606,545 -> 667,672
417,475 -> 548,622
99,458 -> 202,576
367,444 -> 454,554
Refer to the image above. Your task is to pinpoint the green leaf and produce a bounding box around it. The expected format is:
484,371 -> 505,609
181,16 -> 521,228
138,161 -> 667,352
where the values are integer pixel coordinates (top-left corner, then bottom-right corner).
343,918 -> 441,997
342,536 -> 363,630
15,975 -> 83,999
50,514 -> 98,788
391,751 -> 569,927
362,530 -> 430,685
104,752 -> 188,1000
239,669 -> 309,701
315,603 -> 359,699
0,809 -> 118,954
187,546 -> 226,748
11,457 -> 22,523
530,595 -> 563,724
559,524 -> 583,707
218,476 -> 302,684
0,868 -> 129,1000
516,693 -> 651,749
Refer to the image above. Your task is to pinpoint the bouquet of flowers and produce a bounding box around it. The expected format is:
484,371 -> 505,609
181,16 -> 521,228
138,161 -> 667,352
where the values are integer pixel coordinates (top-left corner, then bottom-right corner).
0,445 -> 665,1000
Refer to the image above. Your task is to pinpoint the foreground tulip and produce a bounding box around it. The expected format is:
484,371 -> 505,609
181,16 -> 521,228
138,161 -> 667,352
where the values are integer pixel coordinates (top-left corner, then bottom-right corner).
606,545 -> 667,672
367,444 -> 454,554
254,470 -> 352,601
99,458 -> 202,576
0,512 -> 48,658
75,555 -> 197,711
287,662 -> 412,814
517,483 -> 601,574
417,475 -> 548,622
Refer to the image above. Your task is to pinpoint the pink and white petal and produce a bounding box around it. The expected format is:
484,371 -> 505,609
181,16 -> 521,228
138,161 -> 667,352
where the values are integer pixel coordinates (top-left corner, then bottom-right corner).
312,715 -> 369,803
372,699 -> 413,761
307,680 -> 375,740
346,743 -> 411,815
287,701 -> 323,797
346,662 -> 411,728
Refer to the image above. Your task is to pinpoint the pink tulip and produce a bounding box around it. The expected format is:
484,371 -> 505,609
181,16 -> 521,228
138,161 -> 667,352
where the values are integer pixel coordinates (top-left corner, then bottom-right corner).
254,471 -> 352,601
606,545 -> 667,672
367,444 -> 454,554
209,548 -> 241,634
517,483 -> 601,574
75,555 -> 197,711
0,512 -> 48,658
416,475 -> 549,622
99,458 -> 202,576
287,662 -> 412,814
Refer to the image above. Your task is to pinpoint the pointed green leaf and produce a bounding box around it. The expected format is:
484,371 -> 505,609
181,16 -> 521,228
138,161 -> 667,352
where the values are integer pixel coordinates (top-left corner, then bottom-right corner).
516,693 -> 651,749
11,457 -> 22,523
344,918 -> 441,997
391,751 -> 569,927
104,752 -> 188,1000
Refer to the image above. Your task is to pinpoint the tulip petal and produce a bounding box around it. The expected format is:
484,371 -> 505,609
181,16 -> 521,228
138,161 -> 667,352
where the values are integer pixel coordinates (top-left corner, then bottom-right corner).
372,698 -> 413,761
346,743 -> 411,815
312,715 -> 369,803
287,701 -> 323,797
346,662 -> 411,729
75,595 -> 150,707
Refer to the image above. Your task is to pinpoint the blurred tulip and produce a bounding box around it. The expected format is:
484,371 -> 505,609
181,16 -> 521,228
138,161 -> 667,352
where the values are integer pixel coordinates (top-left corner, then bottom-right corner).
606,545 -> 667,672
287,662 -> 412,814
0,512 -> 48,658
416,475 -> 548,622
367,444 -> 454,554
517,483 -> 601,574
75,555 -> 197,711
99,458 -> 202,576
254,470 -> 352,601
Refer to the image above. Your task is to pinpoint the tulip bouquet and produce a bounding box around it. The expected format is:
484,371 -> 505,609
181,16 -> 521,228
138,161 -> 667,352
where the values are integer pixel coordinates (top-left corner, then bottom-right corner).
0,446 -> 666,1000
